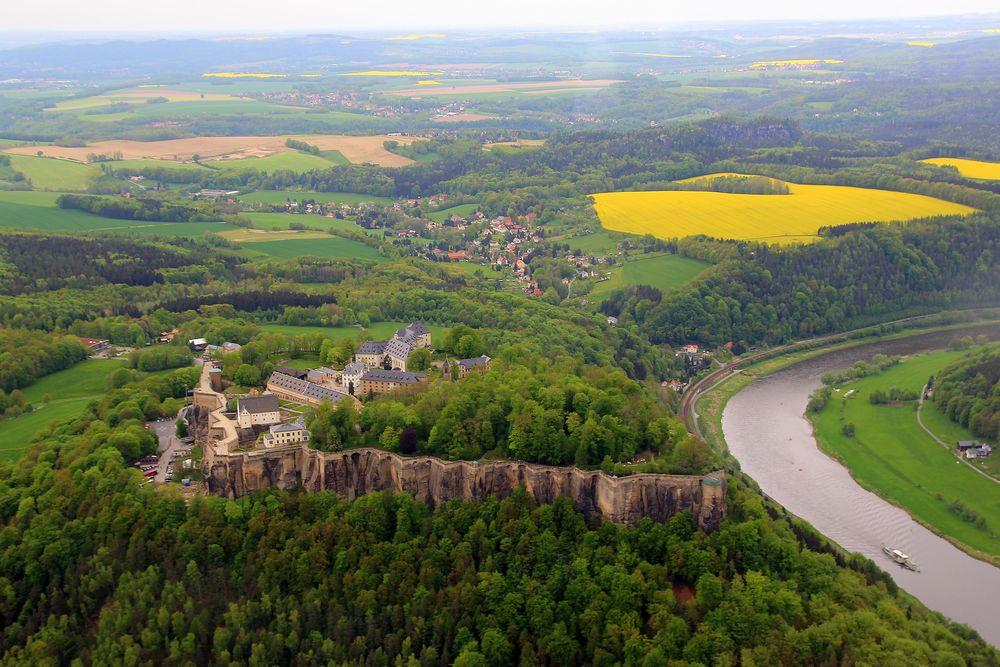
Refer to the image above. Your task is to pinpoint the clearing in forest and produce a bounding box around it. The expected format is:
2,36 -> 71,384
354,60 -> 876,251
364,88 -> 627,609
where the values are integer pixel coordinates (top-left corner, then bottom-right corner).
922,157 -> 1000,181
591,173 -> 975,245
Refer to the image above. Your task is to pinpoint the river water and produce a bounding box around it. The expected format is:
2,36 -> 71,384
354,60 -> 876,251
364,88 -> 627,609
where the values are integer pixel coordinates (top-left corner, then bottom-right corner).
722,326 -> 1000,646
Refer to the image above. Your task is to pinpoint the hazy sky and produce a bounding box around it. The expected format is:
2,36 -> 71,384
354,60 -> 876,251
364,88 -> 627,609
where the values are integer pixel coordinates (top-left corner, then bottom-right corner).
3,0 -> 999,32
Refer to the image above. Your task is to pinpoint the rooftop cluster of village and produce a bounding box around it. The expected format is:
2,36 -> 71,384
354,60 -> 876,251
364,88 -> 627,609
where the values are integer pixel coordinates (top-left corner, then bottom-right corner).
208,323 -> 491,451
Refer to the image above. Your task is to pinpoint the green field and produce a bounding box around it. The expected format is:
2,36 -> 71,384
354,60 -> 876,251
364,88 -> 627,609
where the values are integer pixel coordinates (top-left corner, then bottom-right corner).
212,152 -> 340,173
245,212 -> 365,234
240,236 -> 384,261
560,229 -> 621,255
591,253 -> 711,296
0,359 -> 125,461
427,203 -> 477,223
0,191 -> 139,232
259,321 -> 449,343
811,348 -> 1000,560
7,155 -> 95,191
238,190 -> 394,206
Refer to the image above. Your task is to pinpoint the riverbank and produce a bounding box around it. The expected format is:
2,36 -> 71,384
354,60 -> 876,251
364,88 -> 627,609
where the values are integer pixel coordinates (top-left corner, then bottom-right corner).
807,347 -> 999,567
713,323 -> 1000,646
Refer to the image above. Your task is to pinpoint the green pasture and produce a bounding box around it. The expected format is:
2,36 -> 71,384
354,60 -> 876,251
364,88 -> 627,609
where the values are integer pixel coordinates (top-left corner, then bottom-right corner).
7,155 -> 95,191
240,235 -> 383,261
427,203 -> 477,223
259,321 -> 449,344
0,359 -> 125,461
211,152 -> 339,173
591,253 -> 711,296
811,347 -> 1000,559
238,190 -> 393,206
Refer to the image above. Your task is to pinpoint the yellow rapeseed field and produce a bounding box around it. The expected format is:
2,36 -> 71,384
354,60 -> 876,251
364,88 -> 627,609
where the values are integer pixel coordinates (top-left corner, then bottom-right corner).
906,41 -> 936,47
591,174 -> 976,245
751,59 -> 843,68
341,70 -> 444,77
921,158 -> 1000,181
203,72 -> 287,78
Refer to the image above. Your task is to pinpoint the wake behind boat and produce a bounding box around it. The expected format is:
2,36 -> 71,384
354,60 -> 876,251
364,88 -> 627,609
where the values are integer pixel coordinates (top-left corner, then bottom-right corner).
883,545 -> 920,572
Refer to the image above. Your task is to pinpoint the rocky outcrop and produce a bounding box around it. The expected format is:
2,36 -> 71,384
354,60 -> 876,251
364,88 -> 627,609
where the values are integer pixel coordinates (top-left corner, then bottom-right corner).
203,446 -> 727,532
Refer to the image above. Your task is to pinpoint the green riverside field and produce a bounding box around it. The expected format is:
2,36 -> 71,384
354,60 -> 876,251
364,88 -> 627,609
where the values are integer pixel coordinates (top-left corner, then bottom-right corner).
810,347 -> 1000,560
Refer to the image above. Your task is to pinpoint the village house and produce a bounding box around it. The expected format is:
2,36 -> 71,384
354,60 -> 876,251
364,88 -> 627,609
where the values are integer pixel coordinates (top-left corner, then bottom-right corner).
158,328 -> 179,344
236,395 -> 281,429
359,369 -> 427,396
79,337 -> 110,354
266,372 -> 362,411
966,444 -> 993,459
187,338 -> 208,352
262,417 -> 310,448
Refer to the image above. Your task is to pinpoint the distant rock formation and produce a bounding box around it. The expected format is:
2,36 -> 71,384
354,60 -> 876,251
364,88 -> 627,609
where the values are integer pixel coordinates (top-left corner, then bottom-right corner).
203,446 -> 727,532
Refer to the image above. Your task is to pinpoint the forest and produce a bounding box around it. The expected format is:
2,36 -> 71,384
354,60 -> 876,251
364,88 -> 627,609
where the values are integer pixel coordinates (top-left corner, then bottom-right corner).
933,344 -> 1000,441
0,364 -> 995,665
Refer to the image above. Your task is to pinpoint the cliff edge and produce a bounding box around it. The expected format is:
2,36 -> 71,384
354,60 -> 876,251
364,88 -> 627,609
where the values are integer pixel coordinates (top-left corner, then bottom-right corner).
203,446 -> 727,532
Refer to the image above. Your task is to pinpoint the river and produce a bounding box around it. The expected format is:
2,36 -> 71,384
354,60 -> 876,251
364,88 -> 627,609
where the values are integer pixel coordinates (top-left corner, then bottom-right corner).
722,326 -> 1000,646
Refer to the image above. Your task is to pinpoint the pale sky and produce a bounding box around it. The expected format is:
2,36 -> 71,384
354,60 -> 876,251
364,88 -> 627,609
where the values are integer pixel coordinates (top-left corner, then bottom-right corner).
1,0 -> 998,33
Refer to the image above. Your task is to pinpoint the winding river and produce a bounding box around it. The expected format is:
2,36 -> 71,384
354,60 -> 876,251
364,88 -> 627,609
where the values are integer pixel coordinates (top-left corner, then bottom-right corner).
722,326 -> 1000,646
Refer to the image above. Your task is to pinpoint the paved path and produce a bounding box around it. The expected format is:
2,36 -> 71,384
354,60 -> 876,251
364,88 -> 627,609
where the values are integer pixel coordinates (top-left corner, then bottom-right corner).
916,385 -> 999,485
151,418 -> 181,483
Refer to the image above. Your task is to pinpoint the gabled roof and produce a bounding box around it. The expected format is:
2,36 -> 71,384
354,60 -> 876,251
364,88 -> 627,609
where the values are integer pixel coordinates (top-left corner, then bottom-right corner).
274,365 -> 308,380
343,362 -> 367,375
385,338 -> 412,360
361,369 -> 426,384
268,372 -> 351,404
458,355 -> 491,369
270,417 -> 307,434
238,394 -> 280,415
357,340 -> 388,355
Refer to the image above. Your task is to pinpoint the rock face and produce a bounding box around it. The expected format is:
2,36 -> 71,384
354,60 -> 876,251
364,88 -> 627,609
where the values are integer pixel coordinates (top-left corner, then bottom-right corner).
204,447 -> 727,532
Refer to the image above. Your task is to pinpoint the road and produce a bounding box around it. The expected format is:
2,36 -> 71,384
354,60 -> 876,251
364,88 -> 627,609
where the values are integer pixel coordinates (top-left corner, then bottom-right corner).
151,418 -> 181,483
916,384 -> 999,485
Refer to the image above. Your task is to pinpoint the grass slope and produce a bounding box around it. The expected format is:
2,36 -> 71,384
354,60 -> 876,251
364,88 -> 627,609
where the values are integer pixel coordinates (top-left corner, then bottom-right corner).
237,190 -> 393,206
259,321 -> 449,343
240,236 -> 383,261
0,359 -> 125,461
811,348 -> 1000,559
592,174 -> 976,245
592,254 -> 711,296
7,155 -> 95,191
427,203 -> 477,223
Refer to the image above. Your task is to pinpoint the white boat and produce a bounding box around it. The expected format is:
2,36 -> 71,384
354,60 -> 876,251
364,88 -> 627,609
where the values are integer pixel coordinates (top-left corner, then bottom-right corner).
882,545 -> 920,571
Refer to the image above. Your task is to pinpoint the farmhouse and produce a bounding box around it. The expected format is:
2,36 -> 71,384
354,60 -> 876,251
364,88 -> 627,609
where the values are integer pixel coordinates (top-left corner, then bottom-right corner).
262,417 -> 310,448
266,371 -> 362,411
965,444 -> 993,459
78,337 -> 110,354
359,369 -> 427,396
236,395 -> 281,429
957,440 -> 982,451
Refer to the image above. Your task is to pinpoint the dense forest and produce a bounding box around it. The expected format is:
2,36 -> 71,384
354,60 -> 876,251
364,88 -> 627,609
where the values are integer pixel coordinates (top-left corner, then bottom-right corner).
0,328 -> 86,392
604,216 -> 1000,346
933,344 -> 1000,441
0,365 -> 995,665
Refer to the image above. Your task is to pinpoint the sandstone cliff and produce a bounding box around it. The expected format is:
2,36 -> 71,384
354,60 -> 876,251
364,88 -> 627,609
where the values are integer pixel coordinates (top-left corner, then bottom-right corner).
204,446 -> 727,532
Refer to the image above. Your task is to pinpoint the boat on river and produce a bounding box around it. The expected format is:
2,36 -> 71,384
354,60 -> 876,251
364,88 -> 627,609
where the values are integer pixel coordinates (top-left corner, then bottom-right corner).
882,545 -> 920,571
